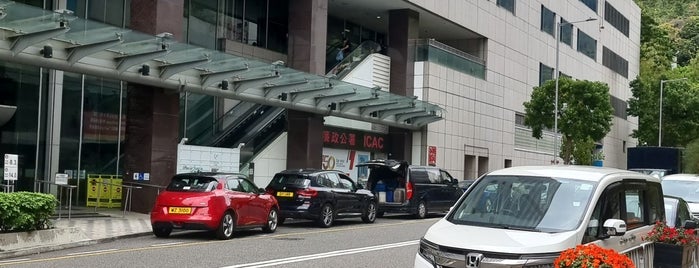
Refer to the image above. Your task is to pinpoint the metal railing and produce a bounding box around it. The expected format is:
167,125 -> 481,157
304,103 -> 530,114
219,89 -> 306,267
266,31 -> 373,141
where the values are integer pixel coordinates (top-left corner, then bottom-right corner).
411,39 -> 486,79
1,182 -> 15,193
36,179 -> 77,220
89,180 -> 143,217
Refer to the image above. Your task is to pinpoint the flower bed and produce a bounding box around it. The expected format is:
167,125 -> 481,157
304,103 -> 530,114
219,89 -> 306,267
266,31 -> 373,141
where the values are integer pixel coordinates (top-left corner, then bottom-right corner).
644,221 -> 699,268
554,244 -> 634,268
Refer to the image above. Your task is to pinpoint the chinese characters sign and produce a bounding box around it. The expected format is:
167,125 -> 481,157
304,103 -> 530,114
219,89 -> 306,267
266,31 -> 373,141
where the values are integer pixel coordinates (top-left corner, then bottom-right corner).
4,154 -> 18,181
428,146 -> 437,166
322,127 -> 387,152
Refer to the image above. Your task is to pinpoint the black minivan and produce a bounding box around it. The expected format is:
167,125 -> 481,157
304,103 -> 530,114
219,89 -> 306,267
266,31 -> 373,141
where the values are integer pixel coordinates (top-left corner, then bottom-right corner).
265,169 -> 377,228
357,160 -> 463,218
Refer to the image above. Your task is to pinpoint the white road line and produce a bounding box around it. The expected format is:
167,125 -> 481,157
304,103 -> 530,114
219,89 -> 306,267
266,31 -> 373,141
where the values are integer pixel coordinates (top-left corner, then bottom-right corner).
222,240 -> 419,268
0,259 -> 30,263
150,242 -> 184,247
66,249 -> 118,256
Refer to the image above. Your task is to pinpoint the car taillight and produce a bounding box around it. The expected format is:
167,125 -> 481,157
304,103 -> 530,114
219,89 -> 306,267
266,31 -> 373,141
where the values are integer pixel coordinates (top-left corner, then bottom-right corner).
297,188 -> 317,198
406,182 -> 414,200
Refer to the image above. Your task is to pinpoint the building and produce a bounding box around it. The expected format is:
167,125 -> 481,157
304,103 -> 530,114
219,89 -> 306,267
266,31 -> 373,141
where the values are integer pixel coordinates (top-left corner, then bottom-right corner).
0,0 -> 639,212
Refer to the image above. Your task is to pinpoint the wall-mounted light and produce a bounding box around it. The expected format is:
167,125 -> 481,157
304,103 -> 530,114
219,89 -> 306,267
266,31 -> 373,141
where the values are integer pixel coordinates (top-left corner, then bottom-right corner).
40,45 -> 53,58
279,93 -> 288,101
328,103 -> 337,110
138,65 -> 150,76
219,80 -> 229,90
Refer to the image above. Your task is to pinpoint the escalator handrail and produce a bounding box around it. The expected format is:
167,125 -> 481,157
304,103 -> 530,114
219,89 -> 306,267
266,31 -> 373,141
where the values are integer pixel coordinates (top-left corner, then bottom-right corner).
326,40 -> 382,79
188,101 -> 260,144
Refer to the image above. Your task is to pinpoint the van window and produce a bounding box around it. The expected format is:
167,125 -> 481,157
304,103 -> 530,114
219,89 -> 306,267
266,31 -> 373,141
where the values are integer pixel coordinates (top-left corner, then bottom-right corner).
410,168 -> 430,184
426,168 -> 441,184
448,175 -> 596,233
440,170 -> 454,184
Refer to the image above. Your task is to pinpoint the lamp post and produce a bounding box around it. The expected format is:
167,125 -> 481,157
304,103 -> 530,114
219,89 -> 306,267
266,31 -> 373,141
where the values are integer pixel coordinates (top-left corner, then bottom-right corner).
658,78 -> 687,147
553,17 -> 597,164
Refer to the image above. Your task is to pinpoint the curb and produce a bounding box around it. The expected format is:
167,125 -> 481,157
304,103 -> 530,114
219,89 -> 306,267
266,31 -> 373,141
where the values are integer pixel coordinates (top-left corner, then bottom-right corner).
0,231 -> 153,260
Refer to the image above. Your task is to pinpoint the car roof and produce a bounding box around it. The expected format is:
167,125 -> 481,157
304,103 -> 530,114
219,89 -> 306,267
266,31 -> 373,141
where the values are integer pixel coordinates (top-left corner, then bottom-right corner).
277,169 -> 342,176
661,174 -> 699,181
486,165 -> 659,183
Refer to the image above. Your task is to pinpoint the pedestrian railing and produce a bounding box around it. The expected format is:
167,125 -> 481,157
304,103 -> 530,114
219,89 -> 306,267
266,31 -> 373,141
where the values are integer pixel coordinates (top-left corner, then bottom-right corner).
36,179 -> 77,220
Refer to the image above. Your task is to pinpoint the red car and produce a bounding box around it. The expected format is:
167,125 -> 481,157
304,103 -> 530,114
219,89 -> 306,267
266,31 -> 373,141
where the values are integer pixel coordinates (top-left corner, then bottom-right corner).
150,172 -> 279,240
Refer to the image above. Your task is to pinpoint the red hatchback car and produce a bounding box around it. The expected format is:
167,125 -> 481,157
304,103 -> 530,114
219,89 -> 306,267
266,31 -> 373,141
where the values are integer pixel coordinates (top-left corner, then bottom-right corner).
150,172 -> 279,240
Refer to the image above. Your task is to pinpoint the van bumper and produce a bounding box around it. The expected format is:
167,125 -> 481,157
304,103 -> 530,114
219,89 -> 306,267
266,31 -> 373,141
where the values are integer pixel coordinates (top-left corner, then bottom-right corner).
413,253 -> 433,268
377,200 -> 417,214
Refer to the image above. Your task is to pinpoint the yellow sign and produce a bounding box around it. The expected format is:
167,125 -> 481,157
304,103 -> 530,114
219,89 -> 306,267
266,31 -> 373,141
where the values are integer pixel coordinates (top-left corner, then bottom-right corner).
86,174 -> 122,208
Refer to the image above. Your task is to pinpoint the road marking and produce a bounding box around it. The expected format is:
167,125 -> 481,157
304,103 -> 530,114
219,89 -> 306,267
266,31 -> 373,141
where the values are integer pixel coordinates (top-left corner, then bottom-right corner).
0,218 -> 437,266
150,242 -> 184,247
223,240 -> 419,268
66,249 -> 118,256
0,259 -> 29,264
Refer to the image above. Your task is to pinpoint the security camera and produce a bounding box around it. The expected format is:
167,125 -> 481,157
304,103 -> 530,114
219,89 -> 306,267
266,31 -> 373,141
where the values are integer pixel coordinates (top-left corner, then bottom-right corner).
54,9 -> 74,15
156,32 -> 174,39
271,60 -> 285,66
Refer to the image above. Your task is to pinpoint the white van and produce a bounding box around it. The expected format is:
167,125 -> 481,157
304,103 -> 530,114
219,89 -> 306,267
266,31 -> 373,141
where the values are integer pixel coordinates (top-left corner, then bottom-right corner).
415,165 -> 667,267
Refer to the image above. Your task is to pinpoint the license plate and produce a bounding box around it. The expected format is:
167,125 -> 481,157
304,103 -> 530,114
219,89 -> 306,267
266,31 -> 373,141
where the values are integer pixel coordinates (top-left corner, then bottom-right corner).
276,191 -> 294,197
168,207 -> 192,214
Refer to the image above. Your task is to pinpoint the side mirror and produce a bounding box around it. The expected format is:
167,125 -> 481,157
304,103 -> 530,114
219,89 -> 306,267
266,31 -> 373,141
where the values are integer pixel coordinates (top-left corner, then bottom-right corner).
602,219 -> 627,236
451,179 -> 458,184
683,220 -> 697,229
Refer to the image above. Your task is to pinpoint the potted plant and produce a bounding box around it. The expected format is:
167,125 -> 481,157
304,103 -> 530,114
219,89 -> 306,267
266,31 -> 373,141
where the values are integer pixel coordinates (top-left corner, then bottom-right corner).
554,244 -> 634,268
644,221 -> 699,268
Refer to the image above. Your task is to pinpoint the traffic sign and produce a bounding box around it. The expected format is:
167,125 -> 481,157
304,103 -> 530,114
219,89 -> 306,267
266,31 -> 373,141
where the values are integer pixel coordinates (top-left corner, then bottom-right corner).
3,154 -> 18,181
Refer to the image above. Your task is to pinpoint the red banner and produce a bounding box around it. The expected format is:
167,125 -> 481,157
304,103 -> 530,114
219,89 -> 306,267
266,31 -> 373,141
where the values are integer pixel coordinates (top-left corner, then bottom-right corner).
83,111 -> 126,142
428,146 -> 437,166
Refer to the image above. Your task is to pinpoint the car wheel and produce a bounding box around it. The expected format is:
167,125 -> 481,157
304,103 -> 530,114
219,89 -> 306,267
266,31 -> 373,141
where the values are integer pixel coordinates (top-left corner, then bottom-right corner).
216,211 -> 235,240
152,224 -> 172,238
414,201 -> 427,219
361,202 -> 377,223
262,208 -> 279,233
316,203 -> 334,228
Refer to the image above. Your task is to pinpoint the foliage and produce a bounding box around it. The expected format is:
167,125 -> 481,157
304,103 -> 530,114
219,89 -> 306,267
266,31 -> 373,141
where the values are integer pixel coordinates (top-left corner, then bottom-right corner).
644,221 -> 699,246
554,244 -> 634,268
0,192 -> 56,232
684,138 -> 699,173
523,77 -> 613,164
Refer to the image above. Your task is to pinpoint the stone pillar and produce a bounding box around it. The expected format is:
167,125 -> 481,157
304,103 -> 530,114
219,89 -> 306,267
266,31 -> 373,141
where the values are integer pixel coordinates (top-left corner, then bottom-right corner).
286,0 -> 327,169
124,0 -> 183,213
387,9 -> 419,161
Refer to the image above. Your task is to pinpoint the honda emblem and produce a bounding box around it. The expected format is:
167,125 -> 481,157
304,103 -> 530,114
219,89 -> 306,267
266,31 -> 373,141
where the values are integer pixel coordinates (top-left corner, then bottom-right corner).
466,253 -> 484,268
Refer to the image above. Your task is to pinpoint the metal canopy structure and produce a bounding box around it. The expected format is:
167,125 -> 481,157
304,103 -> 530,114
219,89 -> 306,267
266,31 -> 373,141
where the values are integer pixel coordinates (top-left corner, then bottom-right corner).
0,1 -> 444,130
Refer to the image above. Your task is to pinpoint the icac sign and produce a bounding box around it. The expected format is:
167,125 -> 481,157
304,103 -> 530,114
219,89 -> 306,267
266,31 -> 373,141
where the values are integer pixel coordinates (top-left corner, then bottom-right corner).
323,126 -> 387,152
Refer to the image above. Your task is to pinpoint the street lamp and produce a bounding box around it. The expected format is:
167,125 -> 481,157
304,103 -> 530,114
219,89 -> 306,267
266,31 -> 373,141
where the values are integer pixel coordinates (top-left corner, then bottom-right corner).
553,17 -> 597,164
658,78 -> 687,147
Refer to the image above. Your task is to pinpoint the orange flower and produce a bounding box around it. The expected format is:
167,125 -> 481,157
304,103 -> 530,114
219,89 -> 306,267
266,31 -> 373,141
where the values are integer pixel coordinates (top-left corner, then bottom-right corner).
554,244 -> 634,268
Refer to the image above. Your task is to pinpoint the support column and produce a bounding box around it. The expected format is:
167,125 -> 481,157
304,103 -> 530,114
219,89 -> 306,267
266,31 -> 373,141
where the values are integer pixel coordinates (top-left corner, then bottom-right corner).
124,0 -> 183,213
387,9 -> 419,161
286,0 -> 327,169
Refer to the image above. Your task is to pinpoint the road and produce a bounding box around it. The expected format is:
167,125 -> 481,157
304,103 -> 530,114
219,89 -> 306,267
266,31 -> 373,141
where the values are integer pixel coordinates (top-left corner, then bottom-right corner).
0,215 -> 440,268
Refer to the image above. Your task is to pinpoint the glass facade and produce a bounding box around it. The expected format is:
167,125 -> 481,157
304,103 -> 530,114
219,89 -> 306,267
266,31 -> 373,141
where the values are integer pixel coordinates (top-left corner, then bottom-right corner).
67,0 -> 131,28
184,0 -> 289,53
0,63 -> 48,191
414,40 -> 486,79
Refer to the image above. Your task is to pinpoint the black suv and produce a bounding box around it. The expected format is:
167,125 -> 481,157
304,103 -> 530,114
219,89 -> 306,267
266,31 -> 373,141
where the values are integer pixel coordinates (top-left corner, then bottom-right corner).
265,169 -> 377,228
357,160 -> 463,218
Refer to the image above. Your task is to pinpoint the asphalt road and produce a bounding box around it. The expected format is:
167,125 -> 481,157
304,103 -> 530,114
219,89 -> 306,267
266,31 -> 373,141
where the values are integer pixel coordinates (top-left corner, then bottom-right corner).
0,215 -> 441,268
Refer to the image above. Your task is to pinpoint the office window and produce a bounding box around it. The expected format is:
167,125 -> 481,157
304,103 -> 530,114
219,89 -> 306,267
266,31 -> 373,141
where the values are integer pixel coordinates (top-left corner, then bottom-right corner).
541,5 -> 555,36
515,113 -> 525,126
577,30 -> 597,60
610,95 -> 628,119
560,18 -> 573,46
497,0 -> 516,14
539,63 -> 554,86
603,47 -> 629,78
580,0 -> 597,12
605,1 -> 630,37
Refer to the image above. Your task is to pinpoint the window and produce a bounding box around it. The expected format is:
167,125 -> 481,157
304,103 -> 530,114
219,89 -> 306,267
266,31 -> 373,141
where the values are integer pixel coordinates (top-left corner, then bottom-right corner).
440,170 -> 455,184
604,1 -> 630,37
426,168 -> 441,184
540,5 -> 555,36
410,168 -> 431,184
338,177 -> 356,191
539,63 -> 554,86
325,173 -> 341,188
226,179 -> 241,191
560,18 -> 573,46
167,176 -> 218,192
515,113 -> 525,126
577,30 -> 597,60
496,0 -> 515,14
603,47 -> 629,78
580,0 -> 597,12
239,179 -> 257,193
610,95 -> 628,119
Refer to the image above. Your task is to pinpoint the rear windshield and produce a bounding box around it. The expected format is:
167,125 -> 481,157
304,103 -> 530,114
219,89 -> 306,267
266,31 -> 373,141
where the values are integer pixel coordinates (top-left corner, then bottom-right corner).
269,174 -> 311,188
167,176 -> 219,192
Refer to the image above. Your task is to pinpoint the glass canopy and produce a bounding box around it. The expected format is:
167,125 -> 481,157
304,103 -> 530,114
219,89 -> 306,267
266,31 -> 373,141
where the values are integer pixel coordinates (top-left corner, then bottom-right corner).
0,1 -> 444,129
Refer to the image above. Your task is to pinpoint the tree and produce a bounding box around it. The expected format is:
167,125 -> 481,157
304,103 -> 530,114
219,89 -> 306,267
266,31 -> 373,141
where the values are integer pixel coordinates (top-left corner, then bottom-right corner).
684,138 -> 699,173
523,77 -> 613,165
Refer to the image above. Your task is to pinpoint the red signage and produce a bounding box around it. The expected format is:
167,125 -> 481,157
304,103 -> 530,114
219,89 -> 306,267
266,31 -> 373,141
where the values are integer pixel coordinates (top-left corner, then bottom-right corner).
323,127 -> 387,152
83,111 -> 126,142
428,146 -> 437,166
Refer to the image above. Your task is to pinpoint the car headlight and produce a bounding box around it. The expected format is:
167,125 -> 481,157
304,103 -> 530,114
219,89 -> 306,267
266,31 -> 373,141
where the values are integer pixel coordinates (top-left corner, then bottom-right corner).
418,238 -> 439,264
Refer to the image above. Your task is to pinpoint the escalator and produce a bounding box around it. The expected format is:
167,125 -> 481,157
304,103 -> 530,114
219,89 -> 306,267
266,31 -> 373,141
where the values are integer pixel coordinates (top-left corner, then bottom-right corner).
187,40 -> 382,166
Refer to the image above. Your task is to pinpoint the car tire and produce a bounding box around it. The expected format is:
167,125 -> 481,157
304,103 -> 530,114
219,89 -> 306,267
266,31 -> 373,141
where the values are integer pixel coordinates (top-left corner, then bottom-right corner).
152,224 -> 172,238
262,208 -> 279,233
316,203 -> 335,228
414,201 -> 427,219
216,211 -> 235,240
361,202 -> 377,223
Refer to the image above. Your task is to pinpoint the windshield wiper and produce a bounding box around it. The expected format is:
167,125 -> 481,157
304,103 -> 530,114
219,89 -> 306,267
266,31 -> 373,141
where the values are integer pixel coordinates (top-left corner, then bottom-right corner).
494,225 -> 541,232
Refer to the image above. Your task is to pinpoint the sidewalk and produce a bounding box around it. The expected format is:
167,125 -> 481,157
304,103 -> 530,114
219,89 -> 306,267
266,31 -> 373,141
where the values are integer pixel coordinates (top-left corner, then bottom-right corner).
0,208 -> 153,259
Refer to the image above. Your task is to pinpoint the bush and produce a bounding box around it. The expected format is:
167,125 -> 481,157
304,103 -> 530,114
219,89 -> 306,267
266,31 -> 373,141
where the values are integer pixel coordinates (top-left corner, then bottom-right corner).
0,192 -> 56,232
